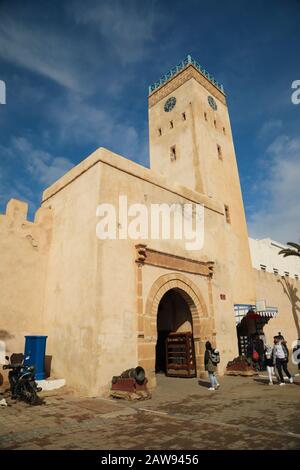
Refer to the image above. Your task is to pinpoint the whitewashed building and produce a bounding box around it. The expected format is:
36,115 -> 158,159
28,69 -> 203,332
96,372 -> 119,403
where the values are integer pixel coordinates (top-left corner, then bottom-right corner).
249,238 -> 300,280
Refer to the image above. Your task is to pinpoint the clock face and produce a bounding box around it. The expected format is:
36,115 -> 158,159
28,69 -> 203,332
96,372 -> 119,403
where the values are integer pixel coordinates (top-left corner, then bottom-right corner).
208,95 -> 217,111
164,96 -> 176,112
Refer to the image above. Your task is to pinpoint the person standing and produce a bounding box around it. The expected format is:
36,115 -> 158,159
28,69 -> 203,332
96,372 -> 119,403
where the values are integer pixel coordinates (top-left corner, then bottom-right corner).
204,341 -> 220,391
273,336 -> 293,386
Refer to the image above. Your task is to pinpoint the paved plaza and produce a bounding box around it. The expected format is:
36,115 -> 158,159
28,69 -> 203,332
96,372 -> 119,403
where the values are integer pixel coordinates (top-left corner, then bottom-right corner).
0,373 -> 300,450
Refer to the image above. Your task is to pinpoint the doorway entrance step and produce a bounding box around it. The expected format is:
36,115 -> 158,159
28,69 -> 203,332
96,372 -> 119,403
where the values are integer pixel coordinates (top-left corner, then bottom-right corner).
36,378 -> 66,391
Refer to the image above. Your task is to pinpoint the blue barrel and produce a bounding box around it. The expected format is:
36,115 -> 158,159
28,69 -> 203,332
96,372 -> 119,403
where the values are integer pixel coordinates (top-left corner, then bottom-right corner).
24,335 -> 47,380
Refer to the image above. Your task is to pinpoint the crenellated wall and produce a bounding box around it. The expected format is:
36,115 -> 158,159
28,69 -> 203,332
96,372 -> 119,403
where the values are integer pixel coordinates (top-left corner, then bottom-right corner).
0,199 -> 52,364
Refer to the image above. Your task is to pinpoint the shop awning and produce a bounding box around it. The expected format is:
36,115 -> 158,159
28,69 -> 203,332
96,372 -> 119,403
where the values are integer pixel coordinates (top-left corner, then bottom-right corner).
256,308 -> 278,318
234,304 -> 278,325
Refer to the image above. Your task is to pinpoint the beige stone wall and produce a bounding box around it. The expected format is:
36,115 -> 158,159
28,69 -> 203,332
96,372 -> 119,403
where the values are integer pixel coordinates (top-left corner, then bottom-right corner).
94,153 -> 219,392
41,162 -> 103,395
0,199 -> 51,368
95,149 -> 241,382
0,142 -> 253,396
149,79 -> 205,194
38,147 -> 241,395
254,269 -> 300,349
193,81 -> 255,306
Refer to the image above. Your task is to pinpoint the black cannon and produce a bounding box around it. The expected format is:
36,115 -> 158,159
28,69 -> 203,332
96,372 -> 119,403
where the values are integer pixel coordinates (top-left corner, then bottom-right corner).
112,366 -> 145,385
111,366 -> 150,399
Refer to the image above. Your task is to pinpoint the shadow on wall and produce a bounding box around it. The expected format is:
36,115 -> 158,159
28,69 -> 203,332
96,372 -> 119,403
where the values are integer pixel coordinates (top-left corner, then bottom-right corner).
278,277 -> 300,338
0,330 -> 14,341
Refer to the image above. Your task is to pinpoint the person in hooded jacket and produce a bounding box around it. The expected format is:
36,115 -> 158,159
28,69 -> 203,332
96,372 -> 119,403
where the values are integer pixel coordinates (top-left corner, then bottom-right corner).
204,341 -> 220,391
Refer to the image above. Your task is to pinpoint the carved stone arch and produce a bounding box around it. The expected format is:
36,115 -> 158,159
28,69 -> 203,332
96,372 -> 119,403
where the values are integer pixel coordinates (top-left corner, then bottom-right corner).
139,273 -> 212,385
145,273 -> 208,341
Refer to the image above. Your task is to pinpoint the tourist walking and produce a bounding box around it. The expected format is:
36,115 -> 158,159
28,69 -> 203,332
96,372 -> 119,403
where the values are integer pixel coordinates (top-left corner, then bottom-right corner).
273,336 -> 293,385
204,341 -> 220,391
264,345 -> 274,385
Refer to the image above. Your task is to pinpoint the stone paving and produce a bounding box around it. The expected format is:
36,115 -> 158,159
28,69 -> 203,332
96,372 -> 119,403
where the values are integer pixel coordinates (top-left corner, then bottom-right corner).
0,373 -> 300,450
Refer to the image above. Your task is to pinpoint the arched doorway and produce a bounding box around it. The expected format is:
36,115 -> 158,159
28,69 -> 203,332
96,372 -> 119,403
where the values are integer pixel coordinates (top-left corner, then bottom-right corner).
155,288 -> 193,373
140,273 -> 211,384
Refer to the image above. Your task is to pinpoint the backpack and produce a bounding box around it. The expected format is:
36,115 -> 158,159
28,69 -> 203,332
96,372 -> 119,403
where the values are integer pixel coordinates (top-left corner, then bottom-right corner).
211,349 -> 220,364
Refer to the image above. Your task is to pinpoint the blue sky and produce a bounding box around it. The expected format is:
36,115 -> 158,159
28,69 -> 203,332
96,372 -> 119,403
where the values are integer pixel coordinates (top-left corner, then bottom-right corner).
0,0 -> 299,243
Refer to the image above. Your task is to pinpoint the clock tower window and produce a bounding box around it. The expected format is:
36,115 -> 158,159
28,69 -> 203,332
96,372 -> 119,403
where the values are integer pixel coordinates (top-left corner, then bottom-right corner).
224,205 -> 231,224
170,146 -> 177,161
217,144 -> 223,160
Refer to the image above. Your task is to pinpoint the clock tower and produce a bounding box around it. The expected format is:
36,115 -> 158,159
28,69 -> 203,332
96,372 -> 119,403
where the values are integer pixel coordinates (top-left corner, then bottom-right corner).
148,54 -> 248,229
148,55 -> 255,305
148,55 -> 241,202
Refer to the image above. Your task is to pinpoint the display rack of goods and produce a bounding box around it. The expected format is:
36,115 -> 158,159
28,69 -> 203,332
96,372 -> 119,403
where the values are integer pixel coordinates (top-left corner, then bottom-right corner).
166,332 -> 196,378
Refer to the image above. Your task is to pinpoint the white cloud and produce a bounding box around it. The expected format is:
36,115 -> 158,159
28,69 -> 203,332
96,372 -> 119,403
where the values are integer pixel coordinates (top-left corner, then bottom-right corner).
5,136 -> 74,186
48,95 -> 149,165
0,162 -> 36,213
248,135 -> 300,244
257,119 -> 283,140
0,1 -> 162,93
68,0 -> 160,64
0,15 -> 98,92
0,135 -> 74,212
